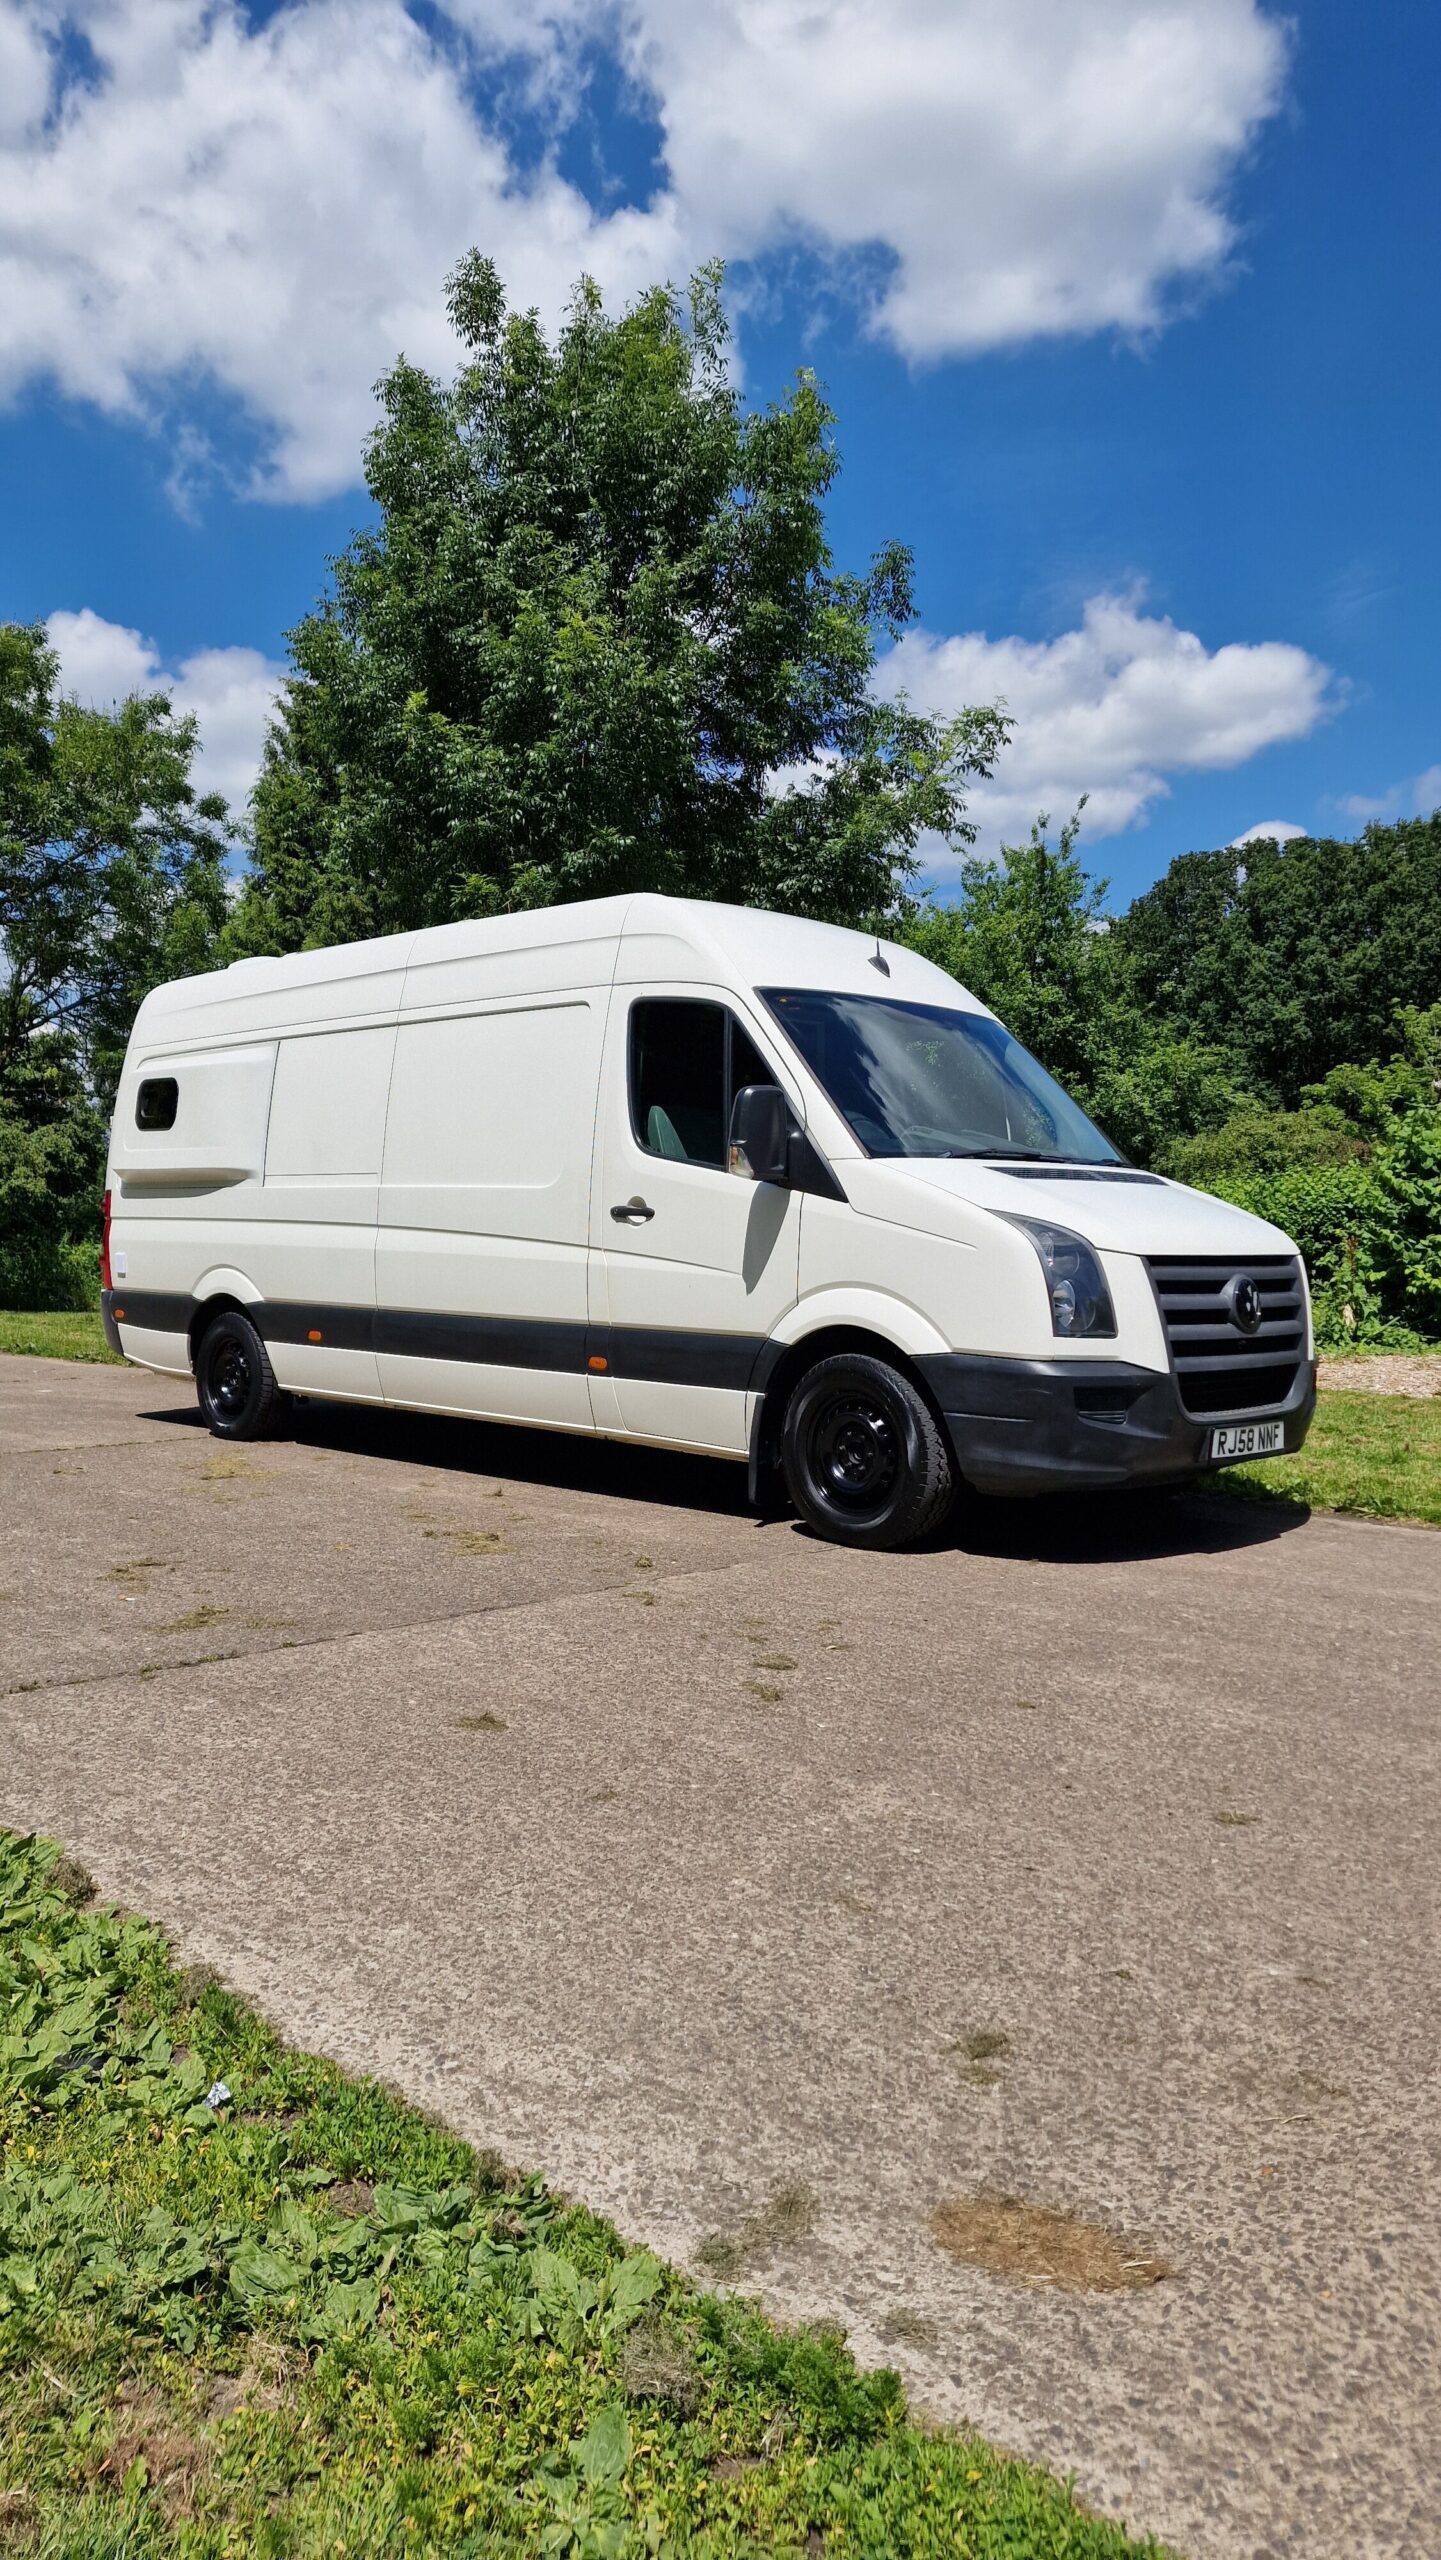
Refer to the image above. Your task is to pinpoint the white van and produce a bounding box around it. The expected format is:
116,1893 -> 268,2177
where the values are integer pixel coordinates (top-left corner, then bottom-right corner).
102,894 -> 1315,1547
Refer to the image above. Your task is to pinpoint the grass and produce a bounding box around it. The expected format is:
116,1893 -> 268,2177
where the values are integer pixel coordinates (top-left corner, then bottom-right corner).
1211,1387 -> 1441,1528
0,1830 -> 1168,2559
0,1309 -> 120,1364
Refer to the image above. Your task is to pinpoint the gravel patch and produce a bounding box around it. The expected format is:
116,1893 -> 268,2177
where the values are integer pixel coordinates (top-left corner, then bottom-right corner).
1318,1354 -> 1441,1398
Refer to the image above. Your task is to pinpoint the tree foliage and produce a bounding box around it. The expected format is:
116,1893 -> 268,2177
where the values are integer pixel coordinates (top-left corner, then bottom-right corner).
1110,818 -> 1441,1105
0,622 -> 228,1306
901,815 -> 1441,1346
1,622 -> 229,1109
233,259 -> 1007,952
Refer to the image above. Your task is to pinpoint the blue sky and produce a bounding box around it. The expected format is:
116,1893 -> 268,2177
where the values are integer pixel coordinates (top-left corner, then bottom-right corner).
2,0 -> 1437,909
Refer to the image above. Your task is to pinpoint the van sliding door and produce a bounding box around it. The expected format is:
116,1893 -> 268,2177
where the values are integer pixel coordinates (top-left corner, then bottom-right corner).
376,998 -> 603,1430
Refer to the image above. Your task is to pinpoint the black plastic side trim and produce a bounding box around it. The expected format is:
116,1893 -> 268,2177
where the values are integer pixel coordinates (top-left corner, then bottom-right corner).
102,1287 -> 191,1336
598,1325 -> 761,1390
264,1301 -> 377,1354
107,1289 -> 774,1393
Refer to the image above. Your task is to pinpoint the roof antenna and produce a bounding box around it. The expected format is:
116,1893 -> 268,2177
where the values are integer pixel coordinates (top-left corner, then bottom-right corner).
869,935 -> 890,976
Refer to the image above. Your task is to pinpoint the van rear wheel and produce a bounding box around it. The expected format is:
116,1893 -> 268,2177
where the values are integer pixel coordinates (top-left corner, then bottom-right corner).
781,1353 -> 954,1550
195,1310 -> 290,1441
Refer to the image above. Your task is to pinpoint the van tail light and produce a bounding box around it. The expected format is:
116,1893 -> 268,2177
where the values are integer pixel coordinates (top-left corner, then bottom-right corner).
100,1189 -> 113,1293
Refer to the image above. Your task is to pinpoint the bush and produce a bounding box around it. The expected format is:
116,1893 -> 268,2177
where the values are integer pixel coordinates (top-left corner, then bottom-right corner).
0,1234 -> 100,1314
1369,1109 -> 1441,1337
1164,1102 -> 1362,1190
1204,1150 -> 1439,1349
0,1104 -> 105,1311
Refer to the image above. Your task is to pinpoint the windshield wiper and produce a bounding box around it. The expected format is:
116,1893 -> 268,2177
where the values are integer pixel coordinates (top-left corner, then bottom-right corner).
943,1146 -> 1072,1161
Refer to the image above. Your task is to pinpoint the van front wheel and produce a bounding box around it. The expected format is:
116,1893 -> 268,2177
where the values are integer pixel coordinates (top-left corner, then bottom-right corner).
780,1354 -> 954,1550
195,1310 -> 290,1441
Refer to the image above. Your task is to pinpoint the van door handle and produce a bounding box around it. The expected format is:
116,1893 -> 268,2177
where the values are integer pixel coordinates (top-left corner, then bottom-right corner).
610,1198 -> 655,1223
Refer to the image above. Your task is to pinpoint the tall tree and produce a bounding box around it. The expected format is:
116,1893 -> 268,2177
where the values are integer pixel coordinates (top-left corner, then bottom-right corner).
903,808 -> 1114,1097
1112,817 -> 1441,1104
234,260 -> 1007,950
0,622 -> 230,1111
0,622 -> 228,1305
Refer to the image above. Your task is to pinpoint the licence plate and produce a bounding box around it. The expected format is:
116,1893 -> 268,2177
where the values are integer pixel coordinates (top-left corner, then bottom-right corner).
1211,1419 -> 1286,1461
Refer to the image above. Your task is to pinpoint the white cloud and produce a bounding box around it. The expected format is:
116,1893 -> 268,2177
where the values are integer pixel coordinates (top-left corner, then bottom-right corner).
880,593 -> 1337,865
1339,766 -> 1441,825
0,0 -> 1289,500
616,0 -> 1288,358
46,607 -> 283,821
1229,819 -> 1306,846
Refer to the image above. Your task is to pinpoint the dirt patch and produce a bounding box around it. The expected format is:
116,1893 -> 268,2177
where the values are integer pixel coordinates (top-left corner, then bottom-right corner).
752,1653 -> 799,1673
149,1604 -> 231,1635
422,1526 -> 509,1556
930,2194 -> 1174,2293
203,2338 -> 303,2421
50,1855 -> 96,1907
1319,1353 -> 1441,1398
325,2179 -> 376,2219
99,2388 -> 208,2518
454,1711 -> 508,1732
696,2180 -> 818,2278
951,2025 -> 1012,2087
0,2488 -> 36,2538
878,2305 -> 938,2348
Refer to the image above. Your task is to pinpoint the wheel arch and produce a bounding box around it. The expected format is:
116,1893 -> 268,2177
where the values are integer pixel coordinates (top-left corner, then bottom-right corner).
187,1272 -> 262,1371
748,1320 -> 954,1506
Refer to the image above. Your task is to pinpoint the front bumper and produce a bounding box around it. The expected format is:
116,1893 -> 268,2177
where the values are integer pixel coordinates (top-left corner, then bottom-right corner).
918,1352 -> 1317,1497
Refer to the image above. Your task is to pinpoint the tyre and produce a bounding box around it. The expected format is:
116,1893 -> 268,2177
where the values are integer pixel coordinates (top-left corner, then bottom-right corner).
195,1309 -> 290,1441
780,1353 -> 955,1549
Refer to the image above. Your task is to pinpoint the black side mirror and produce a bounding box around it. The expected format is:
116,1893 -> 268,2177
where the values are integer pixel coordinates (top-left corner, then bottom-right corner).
728,1084 -> 791,1186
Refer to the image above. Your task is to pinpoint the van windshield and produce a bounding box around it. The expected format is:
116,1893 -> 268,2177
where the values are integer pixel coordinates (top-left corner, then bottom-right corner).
759,988 -> 1122,1164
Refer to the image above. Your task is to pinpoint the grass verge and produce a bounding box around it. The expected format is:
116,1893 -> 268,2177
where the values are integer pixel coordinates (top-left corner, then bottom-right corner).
0,1830 -> 1166,2558
1212,1388 -> 1441,1528
0,1310 -> 120,1364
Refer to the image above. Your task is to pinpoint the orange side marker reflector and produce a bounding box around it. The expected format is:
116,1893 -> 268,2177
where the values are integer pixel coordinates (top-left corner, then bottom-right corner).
587,1354 -> 609,1372
113,1308 -> 126,1322
307,1329 -> 323,1343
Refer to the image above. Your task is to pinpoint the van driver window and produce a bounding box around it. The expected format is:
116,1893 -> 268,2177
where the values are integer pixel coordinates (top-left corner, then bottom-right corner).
629,1002 -> 777,1167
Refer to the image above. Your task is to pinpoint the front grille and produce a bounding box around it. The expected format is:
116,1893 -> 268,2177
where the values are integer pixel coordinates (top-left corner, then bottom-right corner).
1146,1256 -> 1305,1418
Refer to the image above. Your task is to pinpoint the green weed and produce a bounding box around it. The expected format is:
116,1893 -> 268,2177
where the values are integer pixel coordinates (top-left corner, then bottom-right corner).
0,1829 -> 1171,2556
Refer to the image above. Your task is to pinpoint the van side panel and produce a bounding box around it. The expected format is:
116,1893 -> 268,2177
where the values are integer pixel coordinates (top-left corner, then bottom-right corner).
252,1025 -> 394,1401
109,1043 -> 278,1372
376,997 -> 605,1430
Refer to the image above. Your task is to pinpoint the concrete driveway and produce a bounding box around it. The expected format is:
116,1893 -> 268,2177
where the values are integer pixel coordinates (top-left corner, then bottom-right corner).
3,1351 -> 1437,2559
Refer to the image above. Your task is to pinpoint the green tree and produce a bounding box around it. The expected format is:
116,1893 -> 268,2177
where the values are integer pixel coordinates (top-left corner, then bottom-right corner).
233,260 -> 1007,951
0,622 -> 229,1306
1111,817 -> 1441,1104
0,622 -> 230,1111
902,809 -> 1112,1098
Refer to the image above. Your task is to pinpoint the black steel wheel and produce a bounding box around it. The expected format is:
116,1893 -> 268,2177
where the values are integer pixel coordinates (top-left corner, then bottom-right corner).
195,1309 -> 289,1441
781,1353 -> 954,1549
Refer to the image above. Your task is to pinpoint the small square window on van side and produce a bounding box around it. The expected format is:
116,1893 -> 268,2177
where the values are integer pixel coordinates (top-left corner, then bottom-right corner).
135,1076 -> 179,1131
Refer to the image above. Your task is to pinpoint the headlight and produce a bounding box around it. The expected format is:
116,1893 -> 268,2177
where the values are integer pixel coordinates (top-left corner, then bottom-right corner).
1003,1216 -> 1117,1340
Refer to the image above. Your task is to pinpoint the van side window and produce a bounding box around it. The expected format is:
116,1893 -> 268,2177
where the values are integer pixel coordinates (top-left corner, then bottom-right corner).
135,1076 -> 179,1131
629,1001 -> 779,1167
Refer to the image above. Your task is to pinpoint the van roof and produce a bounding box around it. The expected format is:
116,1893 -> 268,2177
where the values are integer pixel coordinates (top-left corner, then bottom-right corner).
131,892 -> 980,1039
